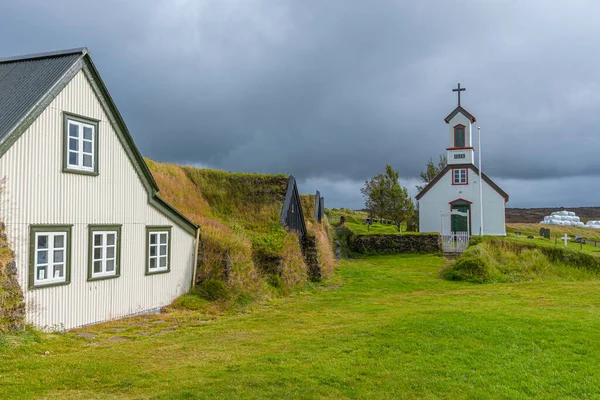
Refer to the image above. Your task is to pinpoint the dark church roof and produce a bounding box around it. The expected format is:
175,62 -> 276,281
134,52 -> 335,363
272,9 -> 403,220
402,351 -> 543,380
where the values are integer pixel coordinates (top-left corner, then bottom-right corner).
444,106 -> 476,124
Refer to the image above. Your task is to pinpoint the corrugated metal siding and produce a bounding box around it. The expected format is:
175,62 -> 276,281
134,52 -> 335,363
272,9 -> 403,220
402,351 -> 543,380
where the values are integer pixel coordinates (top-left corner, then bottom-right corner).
0,70 -> 195,330
0,53 -> 81,142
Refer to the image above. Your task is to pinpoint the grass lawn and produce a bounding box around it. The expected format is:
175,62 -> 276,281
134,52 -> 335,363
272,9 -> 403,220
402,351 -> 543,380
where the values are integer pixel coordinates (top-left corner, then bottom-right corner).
506,232 -> 600,256
327,209 -> 404,235
507,222 -> 600,241
2,254 -> 600,399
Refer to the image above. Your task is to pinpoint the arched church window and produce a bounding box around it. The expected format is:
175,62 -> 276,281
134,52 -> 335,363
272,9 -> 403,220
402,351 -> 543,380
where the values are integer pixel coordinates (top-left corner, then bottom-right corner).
454,125 -> 465,147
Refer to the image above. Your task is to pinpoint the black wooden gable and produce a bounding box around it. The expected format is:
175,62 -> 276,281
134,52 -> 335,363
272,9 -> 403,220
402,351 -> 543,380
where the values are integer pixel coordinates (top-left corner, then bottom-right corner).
314,191 -> 325,223
280,176 -> 307,237
314,191 -> 321,223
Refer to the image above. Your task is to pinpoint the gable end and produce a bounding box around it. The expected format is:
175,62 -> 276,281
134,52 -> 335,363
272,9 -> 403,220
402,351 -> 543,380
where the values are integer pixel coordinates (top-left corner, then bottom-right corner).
0,49 -> 198,236
280,176 -> 307,236
416,163 -> 509,202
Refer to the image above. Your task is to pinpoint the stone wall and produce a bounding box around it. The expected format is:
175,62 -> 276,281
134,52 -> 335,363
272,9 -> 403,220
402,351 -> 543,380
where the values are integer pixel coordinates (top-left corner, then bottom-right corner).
0,223 -> 25,332
349,233 -> 441,255
301,235 -> 321,281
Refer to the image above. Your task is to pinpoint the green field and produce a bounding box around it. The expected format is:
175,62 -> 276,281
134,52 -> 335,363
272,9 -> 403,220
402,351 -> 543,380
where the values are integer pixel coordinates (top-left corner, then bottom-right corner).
327,209 -> 403,234
2,254 -> 600,399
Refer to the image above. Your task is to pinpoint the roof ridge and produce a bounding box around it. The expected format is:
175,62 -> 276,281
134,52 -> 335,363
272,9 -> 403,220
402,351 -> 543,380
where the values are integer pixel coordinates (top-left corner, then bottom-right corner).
0,47 -> 87,64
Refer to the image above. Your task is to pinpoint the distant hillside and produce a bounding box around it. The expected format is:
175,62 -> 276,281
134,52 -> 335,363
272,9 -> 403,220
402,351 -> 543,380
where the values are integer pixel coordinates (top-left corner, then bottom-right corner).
506,207 -> 600,223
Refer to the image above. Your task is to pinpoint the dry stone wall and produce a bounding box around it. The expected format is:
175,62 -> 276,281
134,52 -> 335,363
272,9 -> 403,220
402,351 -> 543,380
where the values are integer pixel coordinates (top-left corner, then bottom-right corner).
0,223 -> 25,332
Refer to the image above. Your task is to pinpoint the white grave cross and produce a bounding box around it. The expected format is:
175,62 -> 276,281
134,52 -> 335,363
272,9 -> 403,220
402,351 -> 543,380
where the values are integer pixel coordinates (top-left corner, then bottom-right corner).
562,234 -> 570,246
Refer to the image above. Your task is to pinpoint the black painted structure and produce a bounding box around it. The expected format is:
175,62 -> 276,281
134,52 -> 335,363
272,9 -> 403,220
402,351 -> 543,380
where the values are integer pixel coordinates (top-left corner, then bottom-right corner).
280,176 -> 307,237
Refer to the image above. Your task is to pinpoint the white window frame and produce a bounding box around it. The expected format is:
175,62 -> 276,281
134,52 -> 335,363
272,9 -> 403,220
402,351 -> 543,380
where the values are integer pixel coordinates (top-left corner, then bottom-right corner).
147,230 -> 170,274
91,231 -> 119,279
33,232 -> 68,286
453,168 -> 467,185
66,119 -> 96,172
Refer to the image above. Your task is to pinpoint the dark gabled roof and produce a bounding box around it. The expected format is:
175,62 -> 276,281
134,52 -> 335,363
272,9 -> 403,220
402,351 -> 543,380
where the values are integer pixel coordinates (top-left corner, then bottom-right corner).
415,163 -> 509,202
0,48 -> 85,143
0,48 -> 198,235
444,106 -> 476,124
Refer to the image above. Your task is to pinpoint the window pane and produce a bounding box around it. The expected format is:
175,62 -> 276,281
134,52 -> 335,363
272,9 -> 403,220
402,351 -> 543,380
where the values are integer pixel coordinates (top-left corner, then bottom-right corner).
53,250 -> 64,263
83,126 -> 93,140
107,234 -> 115,246
54,235 -> 64,248
94,248 -> 103,260
150,258 -> 157,269
94,234 -> 103,246
37,250 -> 48,264
106,260 -> 115,272
455,128 -> 465,147
83,154 -> 93,168
159,257 -> 167,268
83,141 -> 92,153
106,246 -> 115,259
159,245 -> 167,256
69,138 -> 78,151
69,123 -> 79,138
69,152 -> 78,166
150,234 -> 157,245
160,234 -> 167,244
94,261 -> 102,273
53,265 -> 64,278
37,235 -> 48,249
37,266 -> 47,280
150,246 -> 157,257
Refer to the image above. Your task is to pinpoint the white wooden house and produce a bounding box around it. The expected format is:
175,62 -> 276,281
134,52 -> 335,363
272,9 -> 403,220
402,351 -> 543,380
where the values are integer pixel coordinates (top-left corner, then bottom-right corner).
0,48 -> 199,330
416,100 -> 509,236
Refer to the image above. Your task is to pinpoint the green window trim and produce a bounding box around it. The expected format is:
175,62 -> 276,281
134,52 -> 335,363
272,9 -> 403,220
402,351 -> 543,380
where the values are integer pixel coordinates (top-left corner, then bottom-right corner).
145,226 -> 172,276
62,112 -> 100,176
87,225 -> 122,281
29,225 -> 73,289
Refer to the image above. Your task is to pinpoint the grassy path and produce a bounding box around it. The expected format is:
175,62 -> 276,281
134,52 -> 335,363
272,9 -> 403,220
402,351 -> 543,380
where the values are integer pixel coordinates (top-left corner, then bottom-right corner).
2,254 -> 600,399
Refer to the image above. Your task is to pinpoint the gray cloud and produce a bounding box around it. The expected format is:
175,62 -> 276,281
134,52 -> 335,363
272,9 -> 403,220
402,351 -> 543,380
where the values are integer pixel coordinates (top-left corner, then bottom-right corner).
1,0 -> 600,209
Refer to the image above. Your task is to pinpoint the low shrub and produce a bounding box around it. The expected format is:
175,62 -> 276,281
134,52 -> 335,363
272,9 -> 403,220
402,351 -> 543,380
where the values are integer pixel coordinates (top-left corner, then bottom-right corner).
444,244 -> 497,283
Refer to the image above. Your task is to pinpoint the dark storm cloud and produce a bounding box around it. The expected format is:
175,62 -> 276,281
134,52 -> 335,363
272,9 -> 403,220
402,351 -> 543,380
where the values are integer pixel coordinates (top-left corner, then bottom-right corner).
2,0 -> 600,208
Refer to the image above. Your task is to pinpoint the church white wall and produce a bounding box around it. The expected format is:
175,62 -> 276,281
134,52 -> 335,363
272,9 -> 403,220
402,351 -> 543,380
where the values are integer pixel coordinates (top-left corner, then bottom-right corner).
418,169 -> 506,236
0,70 -> 196,330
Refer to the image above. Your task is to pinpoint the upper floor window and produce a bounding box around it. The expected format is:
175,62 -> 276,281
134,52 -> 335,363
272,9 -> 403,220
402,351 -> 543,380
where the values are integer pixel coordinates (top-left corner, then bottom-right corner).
30,225 -> 72,288
453,168 -> 468,185
454,125 -> 466,148
63,113 -> 99,175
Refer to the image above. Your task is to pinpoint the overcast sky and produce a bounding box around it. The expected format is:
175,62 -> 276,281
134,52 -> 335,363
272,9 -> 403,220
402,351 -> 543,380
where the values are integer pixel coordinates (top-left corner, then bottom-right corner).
1,0 -> 598,209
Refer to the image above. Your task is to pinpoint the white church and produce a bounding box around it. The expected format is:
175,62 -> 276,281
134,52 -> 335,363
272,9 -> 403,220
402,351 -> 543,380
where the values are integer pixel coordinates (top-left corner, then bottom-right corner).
416,85 -> 508,236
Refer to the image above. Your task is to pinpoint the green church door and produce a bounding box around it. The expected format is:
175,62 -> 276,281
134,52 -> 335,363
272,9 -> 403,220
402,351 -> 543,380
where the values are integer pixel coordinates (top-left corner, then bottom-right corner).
451,204 -> 470,234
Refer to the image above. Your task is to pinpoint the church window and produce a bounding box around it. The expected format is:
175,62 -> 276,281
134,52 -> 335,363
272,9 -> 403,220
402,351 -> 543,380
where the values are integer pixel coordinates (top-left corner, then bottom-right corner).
453,169 -> 467,185
454,125 -> 465,147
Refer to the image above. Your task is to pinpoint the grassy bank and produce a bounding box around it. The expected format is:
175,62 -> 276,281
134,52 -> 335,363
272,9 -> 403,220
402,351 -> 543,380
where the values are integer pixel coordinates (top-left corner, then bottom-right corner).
445,236 -> 600,283
2,254 -> 600,398
147,160 -> 335,305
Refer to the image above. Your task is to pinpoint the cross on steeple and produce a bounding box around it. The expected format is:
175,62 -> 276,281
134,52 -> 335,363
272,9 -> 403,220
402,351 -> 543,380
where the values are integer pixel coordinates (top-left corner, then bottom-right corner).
452,83 -> 466,106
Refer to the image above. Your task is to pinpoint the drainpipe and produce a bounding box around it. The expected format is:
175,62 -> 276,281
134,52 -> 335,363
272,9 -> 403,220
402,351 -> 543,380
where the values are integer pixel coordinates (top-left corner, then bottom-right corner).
191,227 -> 200,288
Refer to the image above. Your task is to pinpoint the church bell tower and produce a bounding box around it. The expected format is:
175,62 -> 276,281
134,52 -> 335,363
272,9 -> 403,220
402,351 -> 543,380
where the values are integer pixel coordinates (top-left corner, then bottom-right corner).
445,83 -> 476,166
